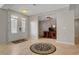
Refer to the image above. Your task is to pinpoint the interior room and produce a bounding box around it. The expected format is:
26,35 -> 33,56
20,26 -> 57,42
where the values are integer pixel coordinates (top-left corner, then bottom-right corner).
0,4 -> 79,55
38,16 -> 57,39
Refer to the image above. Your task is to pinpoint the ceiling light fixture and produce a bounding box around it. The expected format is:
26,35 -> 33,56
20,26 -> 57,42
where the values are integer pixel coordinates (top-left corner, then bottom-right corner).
33,4 -> 36,6
21,9 -> 28,14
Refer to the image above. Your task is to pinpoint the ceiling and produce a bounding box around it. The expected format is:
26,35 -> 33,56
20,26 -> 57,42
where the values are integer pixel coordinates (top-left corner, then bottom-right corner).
2,4 -> 69,16
0,4 -> 4,8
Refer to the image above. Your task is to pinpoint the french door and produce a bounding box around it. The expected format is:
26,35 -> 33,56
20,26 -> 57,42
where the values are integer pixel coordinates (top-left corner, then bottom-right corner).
8,15 -> 26,41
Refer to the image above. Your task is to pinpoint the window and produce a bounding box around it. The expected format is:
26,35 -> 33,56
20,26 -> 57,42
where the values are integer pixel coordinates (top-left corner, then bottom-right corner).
21,18 -> 26,32
11,15 -> 18,33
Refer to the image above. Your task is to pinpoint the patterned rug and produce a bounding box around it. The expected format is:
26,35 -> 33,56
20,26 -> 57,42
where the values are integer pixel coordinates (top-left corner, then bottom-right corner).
30,43 -> 56,55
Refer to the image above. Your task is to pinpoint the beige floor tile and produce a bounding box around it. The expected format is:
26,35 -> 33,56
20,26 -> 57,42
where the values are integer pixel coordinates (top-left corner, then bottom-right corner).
0,38 -> 79,55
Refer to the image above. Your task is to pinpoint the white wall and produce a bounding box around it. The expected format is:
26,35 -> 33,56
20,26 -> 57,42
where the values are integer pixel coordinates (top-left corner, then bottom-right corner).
56,11 -> 75,44
69,4 -> 79,19
0,9 -> 8,43
29,15 -> 38,39
8,9 -> 29,41
69,4 -> 79,44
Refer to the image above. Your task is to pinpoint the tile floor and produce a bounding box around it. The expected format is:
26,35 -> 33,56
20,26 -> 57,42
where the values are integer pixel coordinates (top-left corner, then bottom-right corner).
0,38 -> 79,55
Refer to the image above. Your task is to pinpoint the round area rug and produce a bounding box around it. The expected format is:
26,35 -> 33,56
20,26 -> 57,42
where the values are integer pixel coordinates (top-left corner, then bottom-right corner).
30,43 -> 56,55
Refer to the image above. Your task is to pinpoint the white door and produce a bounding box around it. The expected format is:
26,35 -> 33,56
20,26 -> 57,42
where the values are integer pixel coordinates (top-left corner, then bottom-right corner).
18,18 -> 27,39
30,16 -> 38,39
30,21 -> 37,38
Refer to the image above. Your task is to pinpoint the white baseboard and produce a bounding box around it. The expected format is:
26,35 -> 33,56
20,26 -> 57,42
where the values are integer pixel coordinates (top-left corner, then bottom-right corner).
56,40 -> 75,45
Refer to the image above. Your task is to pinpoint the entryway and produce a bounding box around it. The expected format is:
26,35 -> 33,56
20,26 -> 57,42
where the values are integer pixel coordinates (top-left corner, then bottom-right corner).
8,14 -> 28,42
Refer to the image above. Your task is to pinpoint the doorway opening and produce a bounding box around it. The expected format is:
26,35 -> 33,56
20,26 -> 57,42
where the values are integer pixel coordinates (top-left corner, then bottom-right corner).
75,18 -> 79,44
38,16 -> 57,39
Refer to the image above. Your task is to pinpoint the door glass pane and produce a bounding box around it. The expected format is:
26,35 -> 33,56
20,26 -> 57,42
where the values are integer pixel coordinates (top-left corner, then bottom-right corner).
21,18 -> 26,32
11,15 -> 18,33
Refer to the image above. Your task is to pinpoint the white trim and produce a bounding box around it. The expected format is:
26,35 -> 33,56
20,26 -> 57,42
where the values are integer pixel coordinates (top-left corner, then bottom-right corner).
56,40 -> 75,45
